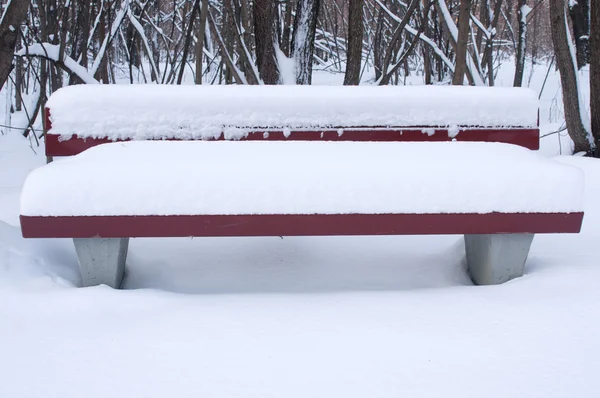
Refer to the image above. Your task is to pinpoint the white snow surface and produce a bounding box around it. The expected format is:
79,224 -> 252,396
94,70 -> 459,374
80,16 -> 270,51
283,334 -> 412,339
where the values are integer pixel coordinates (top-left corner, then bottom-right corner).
45,85 -> 540,140
21,141 -> 583,217
4,65 -> 600,398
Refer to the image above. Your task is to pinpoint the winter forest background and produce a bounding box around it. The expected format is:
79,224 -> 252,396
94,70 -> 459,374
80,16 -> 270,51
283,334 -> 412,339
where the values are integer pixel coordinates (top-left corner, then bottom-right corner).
0,0 -> 599,156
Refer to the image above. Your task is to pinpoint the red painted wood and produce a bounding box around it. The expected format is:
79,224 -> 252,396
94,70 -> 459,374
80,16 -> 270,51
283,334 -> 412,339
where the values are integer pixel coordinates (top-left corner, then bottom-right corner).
20,212 -> 584,239
44,107 -> 52,132
44,128 -> 540,156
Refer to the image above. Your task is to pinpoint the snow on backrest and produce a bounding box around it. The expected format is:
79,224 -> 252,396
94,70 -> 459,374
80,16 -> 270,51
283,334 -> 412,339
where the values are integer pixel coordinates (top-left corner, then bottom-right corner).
45,85 -> 539,141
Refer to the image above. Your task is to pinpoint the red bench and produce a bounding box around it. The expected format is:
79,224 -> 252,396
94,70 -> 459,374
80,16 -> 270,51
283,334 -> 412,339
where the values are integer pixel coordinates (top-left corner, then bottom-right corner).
20,86 -> 583,289
42,84 -> 541,158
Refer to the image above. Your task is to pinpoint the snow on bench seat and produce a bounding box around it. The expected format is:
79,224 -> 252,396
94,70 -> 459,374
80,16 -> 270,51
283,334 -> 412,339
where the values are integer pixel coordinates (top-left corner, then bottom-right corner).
20,141 -> 583,238
44,85 -> 541,156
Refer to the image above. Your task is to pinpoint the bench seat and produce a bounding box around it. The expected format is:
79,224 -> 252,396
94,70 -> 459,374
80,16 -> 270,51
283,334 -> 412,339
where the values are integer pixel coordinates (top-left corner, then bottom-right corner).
20,140 -> 584,288
22,141 -> 583,221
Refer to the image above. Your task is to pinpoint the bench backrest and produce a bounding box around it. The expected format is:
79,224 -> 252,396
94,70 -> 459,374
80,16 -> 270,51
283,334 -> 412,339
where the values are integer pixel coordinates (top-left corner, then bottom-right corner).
44,85 -> 540,157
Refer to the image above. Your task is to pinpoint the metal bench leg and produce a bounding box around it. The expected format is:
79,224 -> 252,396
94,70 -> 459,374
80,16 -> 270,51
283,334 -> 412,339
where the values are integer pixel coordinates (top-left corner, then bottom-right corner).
73,238 -> 129,288
464,234 -> 534,285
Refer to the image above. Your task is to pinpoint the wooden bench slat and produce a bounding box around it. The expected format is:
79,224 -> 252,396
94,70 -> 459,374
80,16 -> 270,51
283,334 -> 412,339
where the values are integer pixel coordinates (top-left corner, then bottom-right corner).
44,128 -> 540,157
20,213 -> 584,239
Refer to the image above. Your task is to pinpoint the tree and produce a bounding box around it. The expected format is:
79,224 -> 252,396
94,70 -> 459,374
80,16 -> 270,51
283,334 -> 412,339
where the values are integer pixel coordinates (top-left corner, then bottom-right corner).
292,0 -> 321,84
549,0 -> 594,155
194,0 -> 209,84
513,0 -> 530,86
344,0 -> 363,85
590,0 -> 600,156
452,0 -> 472,85
0,0 -> 32,91
254,0 -> 280,84
569,0 -> 590,69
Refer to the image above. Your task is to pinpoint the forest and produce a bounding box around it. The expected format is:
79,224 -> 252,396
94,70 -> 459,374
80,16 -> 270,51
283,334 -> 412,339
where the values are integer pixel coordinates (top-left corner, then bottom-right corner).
0,0 -> 599,156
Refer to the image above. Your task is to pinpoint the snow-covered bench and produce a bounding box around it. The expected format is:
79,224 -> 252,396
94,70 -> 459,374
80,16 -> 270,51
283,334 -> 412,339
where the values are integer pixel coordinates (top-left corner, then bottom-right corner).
43,85 -> 541,157
20,140 -> 584,288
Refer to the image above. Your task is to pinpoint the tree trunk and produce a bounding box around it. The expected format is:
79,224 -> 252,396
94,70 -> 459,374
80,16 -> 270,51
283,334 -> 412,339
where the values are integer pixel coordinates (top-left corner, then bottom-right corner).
0,0 -> 32,91
69,0 -> 91,85
590,0 -> 600,156
513,0 -> 528,87
177,0 -> 201,85
549,0 -> 593,154
373,7 -> 385,82
569,0 -> 590,69
195,0 -> 209,84
253,0 -> 280,84
281,0 -> 295,57
292,0 -> 321,84
452,0 -> 472,85
344,0 -> 363,85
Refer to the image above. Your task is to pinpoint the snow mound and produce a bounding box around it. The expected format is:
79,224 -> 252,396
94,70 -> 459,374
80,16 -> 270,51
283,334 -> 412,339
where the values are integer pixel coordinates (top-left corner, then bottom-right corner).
46,85 -> 539,140
21,141 -> 583,217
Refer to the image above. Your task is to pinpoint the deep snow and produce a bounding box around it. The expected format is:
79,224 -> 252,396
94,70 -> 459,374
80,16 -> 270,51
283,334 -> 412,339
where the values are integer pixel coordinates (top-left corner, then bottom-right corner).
1,65 -> 600,397
21,141 -> 583,217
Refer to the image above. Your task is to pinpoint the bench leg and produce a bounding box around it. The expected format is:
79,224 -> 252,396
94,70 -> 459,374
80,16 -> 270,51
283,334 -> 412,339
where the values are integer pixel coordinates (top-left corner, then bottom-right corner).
73,238 -> 129,288
464,234 -> 534,285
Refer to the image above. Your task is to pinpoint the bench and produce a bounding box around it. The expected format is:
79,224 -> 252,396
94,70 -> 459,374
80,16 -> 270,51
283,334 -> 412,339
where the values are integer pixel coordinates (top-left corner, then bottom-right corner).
42,84 -> 540,157
20,85 -> 584,289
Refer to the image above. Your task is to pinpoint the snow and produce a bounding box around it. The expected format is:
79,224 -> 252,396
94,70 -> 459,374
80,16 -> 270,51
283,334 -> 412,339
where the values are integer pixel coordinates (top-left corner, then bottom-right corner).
45,85 -> 540,140
2,135 -> 600,397
21,141 -> 583,217
0,0 -> 12,25
17,43 -> 100,84
520,5 -> 532,22
2,62 -> 600,398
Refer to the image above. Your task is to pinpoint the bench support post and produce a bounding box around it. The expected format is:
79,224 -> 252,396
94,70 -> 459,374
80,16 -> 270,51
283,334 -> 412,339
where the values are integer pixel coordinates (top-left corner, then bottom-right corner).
464,234 -> 534,285
73,238 -> 129,288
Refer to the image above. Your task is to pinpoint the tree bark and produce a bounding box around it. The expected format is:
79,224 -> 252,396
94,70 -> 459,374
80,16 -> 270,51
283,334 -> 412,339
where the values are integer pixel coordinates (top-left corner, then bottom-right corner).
281,0 -> 295,57
177,0 -> 201,85
253,0 -> 280,84
569,0 -> 590,69
292,0 -> 321,84
0,0 -> 31,91
195,0 -> 209,84
590,0 -> 600,156
513,0 -> 528,87
549,0 -> 593,154
452,0 -> 471,85
344,0 -> 363,85
69,0 -> 92,85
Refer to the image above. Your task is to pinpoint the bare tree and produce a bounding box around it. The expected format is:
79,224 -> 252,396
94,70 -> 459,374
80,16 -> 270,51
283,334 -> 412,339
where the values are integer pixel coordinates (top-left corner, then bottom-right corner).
0,0 -> 32,91
195,0 -> 209,84
513,0 -> 529,86
569,0 -> 590,69
292,0 -> 321,84
254,0 -> 280,84
452,0 -> 472,85
549,0 -> 594,155
344,0 -> 363,85
590,0 -> 600,156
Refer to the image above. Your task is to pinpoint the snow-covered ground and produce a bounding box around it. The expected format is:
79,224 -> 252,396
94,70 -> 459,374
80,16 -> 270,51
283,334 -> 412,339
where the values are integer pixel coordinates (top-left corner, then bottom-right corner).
1,64 -> 599,397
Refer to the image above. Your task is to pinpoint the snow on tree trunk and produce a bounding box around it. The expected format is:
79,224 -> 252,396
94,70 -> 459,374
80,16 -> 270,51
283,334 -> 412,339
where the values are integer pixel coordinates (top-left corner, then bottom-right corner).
549,0 -> 594,155
292,0 -> 321,85
513,0 -> 531,87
